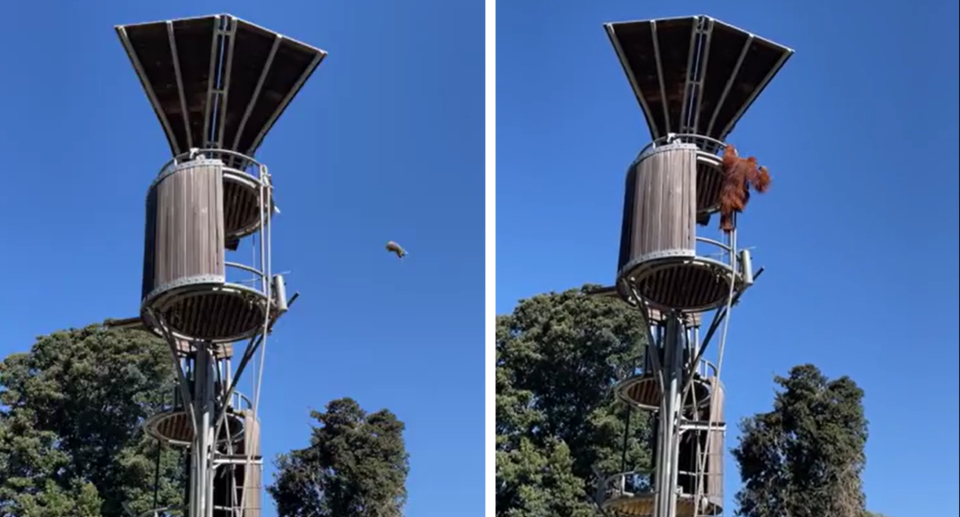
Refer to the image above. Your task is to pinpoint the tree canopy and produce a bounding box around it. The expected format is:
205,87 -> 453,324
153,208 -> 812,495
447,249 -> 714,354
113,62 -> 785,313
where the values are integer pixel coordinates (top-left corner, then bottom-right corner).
731,364 -> 869,517
268,397 -> 409,517
1,327 -> 411,517
497,290 -> 893,517
496,286 -> 651,517
0,326 -> 183,517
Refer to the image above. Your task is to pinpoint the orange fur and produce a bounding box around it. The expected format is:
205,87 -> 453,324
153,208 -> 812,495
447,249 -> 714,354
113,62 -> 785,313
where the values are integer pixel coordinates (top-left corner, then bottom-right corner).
718,145 -> 771,233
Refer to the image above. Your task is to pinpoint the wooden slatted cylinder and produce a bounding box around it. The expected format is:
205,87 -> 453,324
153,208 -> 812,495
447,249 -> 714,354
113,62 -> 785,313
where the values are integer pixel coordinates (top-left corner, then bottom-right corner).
702,384 -> 724,508
241,414 -> 263,516
213,411 -> 261,516
617,143 -> 735,312
618,144 -> 698,274
142,159 -> 226,300
675,382 -> 724,514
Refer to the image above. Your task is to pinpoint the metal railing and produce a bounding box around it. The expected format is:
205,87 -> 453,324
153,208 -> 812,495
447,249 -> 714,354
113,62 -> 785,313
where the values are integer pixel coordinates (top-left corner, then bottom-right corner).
637,133 -> 727,160
160,148 -> 267,182
599,467 -> 723,504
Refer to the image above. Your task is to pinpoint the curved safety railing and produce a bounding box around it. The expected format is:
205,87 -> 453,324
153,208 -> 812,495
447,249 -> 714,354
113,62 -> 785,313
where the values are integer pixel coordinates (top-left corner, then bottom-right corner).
599,468 -> 723,514
636,133 -> 727,159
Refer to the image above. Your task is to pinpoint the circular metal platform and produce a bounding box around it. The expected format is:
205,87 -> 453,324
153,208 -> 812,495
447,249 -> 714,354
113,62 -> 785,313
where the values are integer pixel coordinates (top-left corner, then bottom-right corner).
602,492 -> 721,517
136,507 -> 182,517
144,408 -> 245,447
618,254 -> 738,312
223,169 -> 272,240
142,281 -> 269,343
614,374 -> 713,411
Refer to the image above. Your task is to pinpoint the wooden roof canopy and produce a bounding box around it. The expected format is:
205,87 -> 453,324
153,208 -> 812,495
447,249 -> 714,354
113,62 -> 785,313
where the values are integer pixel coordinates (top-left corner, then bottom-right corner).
605,15 -> 793,141
116,14 -> 327,157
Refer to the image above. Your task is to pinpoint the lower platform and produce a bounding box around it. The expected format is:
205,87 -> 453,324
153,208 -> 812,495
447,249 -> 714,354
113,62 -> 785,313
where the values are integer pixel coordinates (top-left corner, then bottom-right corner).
133,507 -> 182,517
602,492 -> 721,517
614,374 -> 713,411
600,471 -> 722,517
144,408 -> 246,447
143,281 -> 269,343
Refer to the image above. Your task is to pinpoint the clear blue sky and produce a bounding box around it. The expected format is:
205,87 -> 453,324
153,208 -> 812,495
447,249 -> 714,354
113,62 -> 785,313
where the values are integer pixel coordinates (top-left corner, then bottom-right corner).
0,0 -> 484,515
497,0 -> 957,515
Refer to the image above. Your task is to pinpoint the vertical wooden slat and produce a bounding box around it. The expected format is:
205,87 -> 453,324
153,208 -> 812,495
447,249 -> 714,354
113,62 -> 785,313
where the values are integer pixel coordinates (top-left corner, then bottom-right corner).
637,163 -> 647,267
648,153 -> 661,253
617,167 -> 638,273
142,189 -> 158,299
214,165 -> 225,274
680,152 -> 697,249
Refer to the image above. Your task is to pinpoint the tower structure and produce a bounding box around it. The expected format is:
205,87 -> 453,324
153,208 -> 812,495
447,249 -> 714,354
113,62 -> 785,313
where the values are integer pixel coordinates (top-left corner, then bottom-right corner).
108,14 -> 324,517
591,16 -> 792,517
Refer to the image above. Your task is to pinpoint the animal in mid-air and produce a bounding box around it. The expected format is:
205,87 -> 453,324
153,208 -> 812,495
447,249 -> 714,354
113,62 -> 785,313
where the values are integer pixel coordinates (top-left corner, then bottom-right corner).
385,241 -> 407,259
718,144 -> 771,233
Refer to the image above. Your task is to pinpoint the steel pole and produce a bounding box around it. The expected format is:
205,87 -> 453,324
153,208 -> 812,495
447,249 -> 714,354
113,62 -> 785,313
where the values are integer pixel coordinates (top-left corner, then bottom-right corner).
654,315 -> 684,517
189,345 -> 216,517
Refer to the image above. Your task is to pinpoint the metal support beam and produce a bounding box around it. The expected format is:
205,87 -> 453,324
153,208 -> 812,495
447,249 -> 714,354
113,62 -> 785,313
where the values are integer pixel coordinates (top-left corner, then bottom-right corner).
188,345 -> 216,517
653,315 -> 685,517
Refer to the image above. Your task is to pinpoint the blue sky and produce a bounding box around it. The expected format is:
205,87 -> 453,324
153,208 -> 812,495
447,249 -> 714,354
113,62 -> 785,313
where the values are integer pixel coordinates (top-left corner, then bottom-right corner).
0,0 -> 484,515
497,0 -> 957,515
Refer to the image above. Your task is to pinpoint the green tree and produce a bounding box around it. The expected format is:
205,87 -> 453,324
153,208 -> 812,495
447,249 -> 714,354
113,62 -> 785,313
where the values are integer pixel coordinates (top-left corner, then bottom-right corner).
0,326 -> 184,517
268,398 -> 409,517
731,364 -> 868,517
496,286 -> 651,517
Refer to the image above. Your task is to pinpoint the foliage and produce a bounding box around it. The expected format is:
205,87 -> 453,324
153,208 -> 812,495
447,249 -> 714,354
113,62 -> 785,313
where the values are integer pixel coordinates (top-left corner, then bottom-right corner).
731,364 -> 868,517
268,397 -> 409,517
0,327 -> 183,517
495,286 -> 651,517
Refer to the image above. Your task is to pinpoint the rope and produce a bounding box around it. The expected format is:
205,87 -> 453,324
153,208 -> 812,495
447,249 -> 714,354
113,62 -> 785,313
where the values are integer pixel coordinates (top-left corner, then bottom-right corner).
238,168 -> 273,515
692,224 -> 737,516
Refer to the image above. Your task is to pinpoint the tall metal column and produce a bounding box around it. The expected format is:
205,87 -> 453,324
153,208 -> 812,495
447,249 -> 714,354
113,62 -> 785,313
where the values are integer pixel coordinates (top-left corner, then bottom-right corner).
189,345 -> 216,517
654,315 -> 684,517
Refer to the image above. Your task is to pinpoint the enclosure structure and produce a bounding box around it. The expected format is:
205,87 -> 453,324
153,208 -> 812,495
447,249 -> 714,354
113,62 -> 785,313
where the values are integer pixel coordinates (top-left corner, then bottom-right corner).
592,15 -> 792,517
107,14 -> 323,517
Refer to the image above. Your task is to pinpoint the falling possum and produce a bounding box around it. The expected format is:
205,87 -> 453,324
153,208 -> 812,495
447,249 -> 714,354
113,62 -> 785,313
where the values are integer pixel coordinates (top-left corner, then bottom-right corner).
385,241 -> 407,259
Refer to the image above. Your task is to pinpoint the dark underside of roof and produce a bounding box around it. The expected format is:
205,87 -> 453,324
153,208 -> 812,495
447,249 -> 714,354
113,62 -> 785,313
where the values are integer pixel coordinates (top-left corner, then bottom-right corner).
607,16 -> 793,141
117,15 -> 326,157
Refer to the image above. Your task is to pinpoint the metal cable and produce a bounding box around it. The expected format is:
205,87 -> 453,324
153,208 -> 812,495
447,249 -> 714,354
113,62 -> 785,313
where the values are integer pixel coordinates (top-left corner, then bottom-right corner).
238,168 -> 273,515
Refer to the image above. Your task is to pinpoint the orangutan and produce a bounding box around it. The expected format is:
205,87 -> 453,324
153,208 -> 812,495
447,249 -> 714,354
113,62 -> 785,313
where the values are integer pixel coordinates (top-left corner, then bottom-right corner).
718,144 -> 771,233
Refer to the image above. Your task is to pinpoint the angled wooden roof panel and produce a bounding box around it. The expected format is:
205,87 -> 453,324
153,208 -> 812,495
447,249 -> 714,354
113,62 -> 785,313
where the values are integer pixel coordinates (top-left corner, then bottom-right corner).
606,15 -> 793,141
116,14 -> 326,157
